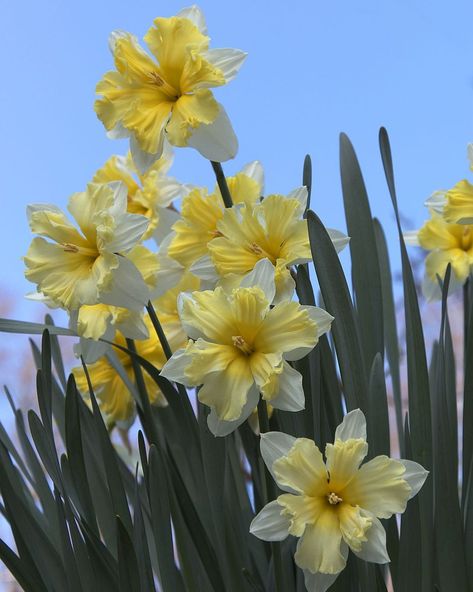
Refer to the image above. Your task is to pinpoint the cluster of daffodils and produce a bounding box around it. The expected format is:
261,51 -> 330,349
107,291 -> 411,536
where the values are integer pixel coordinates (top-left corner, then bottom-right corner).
22,5 -> 427,590
406,143 -> 473,299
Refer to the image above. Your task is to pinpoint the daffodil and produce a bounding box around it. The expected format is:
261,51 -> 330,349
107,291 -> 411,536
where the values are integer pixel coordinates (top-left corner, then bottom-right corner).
95,5 -> 246,170
166,161 -> 263,271
405,210 -> 473,300
160,260 -> 333,436
24,182 -> 150,311
72,273 -> 197,426
207,187 -> 349,303
425,143 -> 473,224
250,409 -> 428,592
93,148 -> 184,242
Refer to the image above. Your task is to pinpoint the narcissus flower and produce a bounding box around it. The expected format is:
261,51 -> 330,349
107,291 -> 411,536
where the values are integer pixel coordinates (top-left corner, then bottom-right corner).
24,183 -> 150,311
250,410 -> 428,592
160,260 -> 333,436
166,161 -> 263,270
405,210 -> 473,300
95,5 -> 246,170
93,148 -> 184,242
208,187 -> 349,303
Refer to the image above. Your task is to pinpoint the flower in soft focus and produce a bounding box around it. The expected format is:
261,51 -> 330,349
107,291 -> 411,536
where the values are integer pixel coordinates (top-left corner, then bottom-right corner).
208,187 -> 349,303
95,5 -> 246,170
250,410 -> 428,592
160,260 -> 333,436
166,161 -> 263,271
93,148 -> 184,243
72,273 -> 197,426
24,183 -> 150,311
425,143 -> 473,224
404,210 -> 473,300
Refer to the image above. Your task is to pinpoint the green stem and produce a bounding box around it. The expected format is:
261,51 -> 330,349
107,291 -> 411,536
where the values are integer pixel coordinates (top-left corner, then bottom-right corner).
211,161 -> 233,208
464,280 -> 470,375
146,301 -> 173,360
257,399 -> 285,592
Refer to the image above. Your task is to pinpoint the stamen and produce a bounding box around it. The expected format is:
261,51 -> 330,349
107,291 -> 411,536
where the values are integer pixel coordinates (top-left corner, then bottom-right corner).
210,229 -> 224,238
462,227 -> 472,250
249,243 -> 263,255
327,492 -> 343,505
62,243 -> 98,257
148,71 -> 179,98
63,243 -> 79,253
232,335 -> 253,355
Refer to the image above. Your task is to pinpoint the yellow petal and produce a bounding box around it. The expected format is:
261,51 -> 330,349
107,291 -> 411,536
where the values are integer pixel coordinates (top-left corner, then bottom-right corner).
343,455 -> 411,519
325,439 -> 368,491
179,287 -> 237,342
77,304 -> 113,340
183,339 -> 238,384
337,504 -> 372,553
425,249 -> 471,284
444,179 -> 473,223
277,493 -> 324,537
166,90 -> 219,147
27,206 -> 90,249
417,216 -> 460,250
273,438 -> 328,495
93,155 -> 140,198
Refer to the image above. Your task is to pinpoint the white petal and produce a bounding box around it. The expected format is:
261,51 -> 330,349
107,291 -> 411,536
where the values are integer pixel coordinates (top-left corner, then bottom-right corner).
260,431 -> 298,493
177,293 -> 205,340
468,143 -> 473,170
27,202 -> 65,226
303,569 -> 342,592
424,190 -> 446,212
25,291 -> 61,309
272,272 -> 296,306
203,48 -> 247,83
105,208 -> 149,254
326,228 -> 350,254
155,176 -> 186,207
335,409 -> 367,442
354,513 -> 390,564
207,385 -> 259,436
160,348 -> 191,385
249,500 -> 290,541
240,161 -> 264,194
117,313 -> 149,341
303,544 -> 348,592
130,134 -> 163,175
152,255 -> 185,298
152,207 -> 180,245
106,123 -> 131,140
283,306 -> 333,362
99,256 -> 149,311
269,361 -> 304,412
75,337 -> 110,364
399,459 -> 429,499
108,29 -> 128,53
177,5 -> 207,34
240,258 -> 276,304
403,230 -> 420,246
287,186 -> 308,211
187,104 -> 238,162
189,255 -> 219,282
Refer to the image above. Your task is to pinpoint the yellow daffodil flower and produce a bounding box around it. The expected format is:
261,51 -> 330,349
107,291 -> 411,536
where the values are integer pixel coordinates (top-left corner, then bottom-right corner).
160,260 -> 333,436
93,148 -> 184,242
72,273 -> 197,426
166,161 -> 264,271
95,5 -> 246,170
405,210 -> 473,300
250,409 -> 428,592
425,143 -> 473,224
207,187 -> 349,303
24,182 -> 150,311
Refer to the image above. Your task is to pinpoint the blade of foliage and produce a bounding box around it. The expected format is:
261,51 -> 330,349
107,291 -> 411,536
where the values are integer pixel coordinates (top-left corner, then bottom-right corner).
0,318 -> 75,335
117,517 -> 141,592
45,314 -> 67,389
0,538 -> 48,592
54,489 -> 83,592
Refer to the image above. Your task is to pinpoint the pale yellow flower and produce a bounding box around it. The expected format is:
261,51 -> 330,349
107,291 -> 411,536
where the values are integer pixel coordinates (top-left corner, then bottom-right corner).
250,410 -> 428,592
95,5 -> 246,170
93,149 -> 183,242
166,161 -> 264,270
208,187 -> 348,303
24,182 -> 150,311
160,260 -> 333,436
405,210 -> 473,300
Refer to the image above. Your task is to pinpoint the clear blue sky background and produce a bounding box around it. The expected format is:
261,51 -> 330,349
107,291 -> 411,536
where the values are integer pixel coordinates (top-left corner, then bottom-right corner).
1,0 -> 473,322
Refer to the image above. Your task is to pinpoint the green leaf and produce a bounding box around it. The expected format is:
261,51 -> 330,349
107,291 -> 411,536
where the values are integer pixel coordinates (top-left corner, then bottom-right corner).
0,538 -> 48,592
367,354 -> 390,458
0,318 -> 75,335
45,314 -> 67,390
54,489 -> 83,592
117,517 -> 141,592
307,209 -> 368,411
340,133 -> 384,371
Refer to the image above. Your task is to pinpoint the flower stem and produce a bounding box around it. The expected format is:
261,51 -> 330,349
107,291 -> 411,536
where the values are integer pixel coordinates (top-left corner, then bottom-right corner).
211,161 -> 233,208
464,280 -> 470,373
146,300 -> 173,360
257,399 -> 285,592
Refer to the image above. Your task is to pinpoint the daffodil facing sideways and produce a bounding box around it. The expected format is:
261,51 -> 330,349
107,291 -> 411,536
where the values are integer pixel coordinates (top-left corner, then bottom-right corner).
207,187 -> 349,303
250,410 -> 428,592
95,5 -> 247,171
166,161 -> 264,271
160,259 -> 334,436
24,182 -> 151,312
93,147 -> 185,243
404,210 -> 473,300
425,143 -> 473,224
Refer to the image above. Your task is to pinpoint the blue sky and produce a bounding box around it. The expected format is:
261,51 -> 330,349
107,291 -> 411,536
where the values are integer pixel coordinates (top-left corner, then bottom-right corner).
1,0 -> 472,322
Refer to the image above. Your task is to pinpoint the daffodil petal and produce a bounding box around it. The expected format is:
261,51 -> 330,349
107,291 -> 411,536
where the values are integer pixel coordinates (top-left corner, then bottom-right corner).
203,48 -> 247,83
160,347 -> 191,385
303,564 -> 345,592
187,103 -> 238,162
403,230 -> 420,246
273,438 -> 328,495
335,409 -> 367,442
249,500 -> 291,541
240,160 -> 264,193
188,255 -> 219,282
153,207 -> 181,244
353,512 -> 390,564
130,134 -> 164,175
74,338 -> 110,364
177,5 -> 208,34
99,256 -> 149,311
398,459 -> 429,499
326,228 -> 350,253
267,361 -> 304,412
240,258 -> 276,304
207,383 -> 259,436
325,438 -> 368,491
424,190 -> 446,212
260,431 -> 298,493
287,186 -> 308,210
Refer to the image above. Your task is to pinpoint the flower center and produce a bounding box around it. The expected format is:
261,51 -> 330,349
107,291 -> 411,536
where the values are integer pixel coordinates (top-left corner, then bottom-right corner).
62,243 -> 98,257
148,71 -> 179,99
327,492 -> 343,505
461,227 -> 473,250
232,335 -> 253,355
